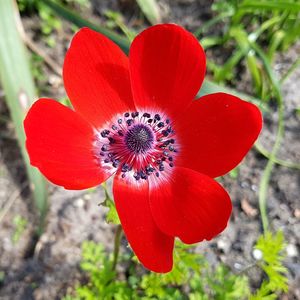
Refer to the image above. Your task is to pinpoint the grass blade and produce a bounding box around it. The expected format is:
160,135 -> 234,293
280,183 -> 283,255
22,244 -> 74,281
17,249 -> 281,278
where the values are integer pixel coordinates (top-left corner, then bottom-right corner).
136,0 -> 161,25
0,0 -> 47,231
239,1 -> 300,12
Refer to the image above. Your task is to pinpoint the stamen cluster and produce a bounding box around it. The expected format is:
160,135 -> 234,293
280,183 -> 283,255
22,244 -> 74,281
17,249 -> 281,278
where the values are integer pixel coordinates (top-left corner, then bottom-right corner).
95,111 -> 178,181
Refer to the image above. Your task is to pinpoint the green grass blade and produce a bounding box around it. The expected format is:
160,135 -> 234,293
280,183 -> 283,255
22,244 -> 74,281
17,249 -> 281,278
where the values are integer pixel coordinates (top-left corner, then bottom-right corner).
0,0 -> 47,230
41,0 -> 130,53
239,1 -> 300,12
251,42 -> 285,232
136,0 -> 161,25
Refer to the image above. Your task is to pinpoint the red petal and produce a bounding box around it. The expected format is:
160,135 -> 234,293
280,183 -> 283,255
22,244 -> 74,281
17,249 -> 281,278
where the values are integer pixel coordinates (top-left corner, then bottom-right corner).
113,174 -> 174,273
149,167 -> 232,244
129,24 -> 206,118
24,99 -> 111,189
63,27 -> 135,127
175,93 -> 262,178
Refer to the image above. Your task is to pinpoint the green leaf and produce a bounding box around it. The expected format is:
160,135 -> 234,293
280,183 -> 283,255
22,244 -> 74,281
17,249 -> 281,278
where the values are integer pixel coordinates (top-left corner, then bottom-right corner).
136,0 -> 161,25
252,231 -> 288,298
105,198 -> 120,225
0,0 -> 47,230
100,183 -> 120,225
41,0 -> 130,53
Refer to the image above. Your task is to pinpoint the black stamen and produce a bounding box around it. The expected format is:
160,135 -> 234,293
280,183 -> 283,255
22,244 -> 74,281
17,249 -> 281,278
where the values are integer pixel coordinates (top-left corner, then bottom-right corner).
154,114 -> 161,121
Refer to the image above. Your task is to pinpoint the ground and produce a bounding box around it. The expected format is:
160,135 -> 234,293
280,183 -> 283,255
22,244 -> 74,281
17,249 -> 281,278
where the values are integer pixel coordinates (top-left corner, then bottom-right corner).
0,0 -> 299,299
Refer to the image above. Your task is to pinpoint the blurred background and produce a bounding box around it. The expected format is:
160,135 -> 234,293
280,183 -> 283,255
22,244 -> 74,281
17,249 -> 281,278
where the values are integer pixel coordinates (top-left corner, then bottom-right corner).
0,0 -> 299,299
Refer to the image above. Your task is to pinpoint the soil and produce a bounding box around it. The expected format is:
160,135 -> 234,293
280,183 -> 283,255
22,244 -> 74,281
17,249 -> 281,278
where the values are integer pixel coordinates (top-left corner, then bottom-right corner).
0,1 -> 299,299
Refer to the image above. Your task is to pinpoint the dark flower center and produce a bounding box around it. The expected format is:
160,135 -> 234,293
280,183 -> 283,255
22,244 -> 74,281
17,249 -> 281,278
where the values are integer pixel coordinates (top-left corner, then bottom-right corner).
95,110 -> 179,181
125,124 -> 154,154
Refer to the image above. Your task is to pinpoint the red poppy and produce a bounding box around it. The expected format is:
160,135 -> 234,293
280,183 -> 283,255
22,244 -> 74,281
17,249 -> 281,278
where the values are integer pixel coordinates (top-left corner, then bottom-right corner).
24,24 -> 262,273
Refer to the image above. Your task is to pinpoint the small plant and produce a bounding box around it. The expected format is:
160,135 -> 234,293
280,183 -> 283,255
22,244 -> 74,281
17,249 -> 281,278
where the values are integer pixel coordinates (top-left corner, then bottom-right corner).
12,215 -> 28,243
251,231 -> 288,299
63,230 -> 288,300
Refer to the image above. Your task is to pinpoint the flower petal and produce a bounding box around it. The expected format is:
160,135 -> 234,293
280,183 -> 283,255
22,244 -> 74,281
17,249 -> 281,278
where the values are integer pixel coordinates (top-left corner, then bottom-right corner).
175,93 -> 262,178
113,174 -> 174,273
149,167 -> 232,244
63,27 -> 135,128
129,24 -> 206,118
24,99 -> 111,189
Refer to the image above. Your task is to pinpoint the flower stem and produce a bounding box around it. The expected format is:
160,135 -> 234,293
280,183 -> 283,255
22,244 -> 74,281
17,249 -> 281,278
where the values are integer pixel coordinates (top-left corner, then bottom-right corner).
112,225 -> 123,272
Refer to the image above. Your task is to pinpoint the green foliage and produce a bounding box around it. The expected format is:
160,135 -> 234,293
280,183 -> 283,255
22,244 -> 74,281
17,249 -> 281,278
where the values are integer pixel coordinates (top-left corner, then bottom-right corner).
63,230 -> 289,300
251,231 -> 288,299
136,0 -> 161,25
0,271 -> 5,284
63,241 -> 252,300
190,265 -> 250,300
104,10 -> 136,42
199,0 -> 300,100
18,0 -> 61,47
100,183 -> 120,225
229,167 -> 239,179
12,215 -> 28,243
62,241 -> 136,300
0,0 -> 47,232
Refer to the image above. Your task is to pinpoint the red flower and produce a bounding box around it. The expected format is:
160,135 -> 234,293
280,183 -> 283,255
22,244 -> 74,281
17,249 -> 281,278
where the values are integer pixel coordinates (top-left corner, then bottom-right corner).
24,24 -> 262,273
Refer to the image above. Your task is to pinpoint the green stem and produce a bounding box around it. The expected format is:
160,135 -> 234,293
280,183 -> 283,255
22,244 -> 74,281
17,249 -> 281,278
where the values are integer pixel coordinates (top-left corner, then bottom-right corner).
280,57 -> 300,84
255,143 -> 300,170
112,225 -> 123,272
251,42 -> 285,232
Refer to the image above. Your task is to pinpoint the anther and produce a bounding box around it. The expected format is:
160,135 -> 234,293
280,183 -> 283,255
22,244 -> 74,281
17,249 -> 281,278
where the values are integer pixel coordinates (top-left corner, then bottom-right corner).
162,130 -> 169,137
112,159 -> 120,168
134,172 -> 140,180
101,129 -> 110,138
154,114 -> 161,121
101,145 -> 108,151
108,137 -> 115,144
126,119 -> 133,126
143,112 -> 150,118
140,172 -> 147,180
122,163 -> 130,172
